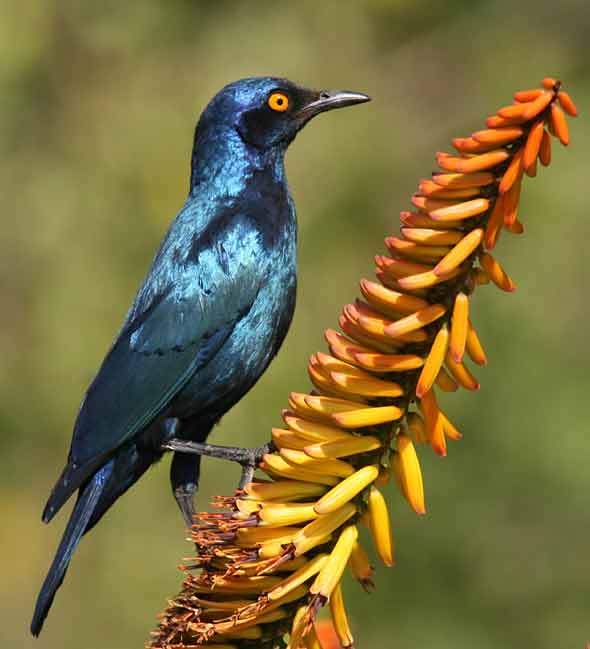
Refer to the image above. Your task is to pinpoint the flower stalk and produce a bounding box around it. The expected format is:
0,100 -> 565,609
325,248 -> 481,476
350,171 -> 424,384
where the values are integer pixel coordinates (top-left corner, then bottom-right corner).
149,78 -> 577,649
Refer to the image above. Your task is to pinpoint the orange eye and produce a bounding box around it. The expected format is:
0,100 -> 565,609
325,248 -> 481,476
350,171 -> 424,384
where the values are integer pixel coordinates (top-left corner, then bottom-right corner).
268,92 -> 289,112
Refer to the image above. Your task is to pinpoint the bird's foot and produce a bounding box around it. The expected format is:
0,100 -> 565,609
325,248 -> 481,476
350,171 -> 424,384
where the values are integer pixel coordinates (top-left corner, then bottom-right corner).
174,485 -> 197,529
163,439 -> 273,489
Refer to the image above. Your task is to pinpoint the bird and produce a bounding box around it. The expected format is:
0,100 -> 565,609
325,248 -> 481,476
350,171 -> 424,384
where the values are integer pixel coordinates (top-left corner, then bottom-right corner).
31,76 -> 369,635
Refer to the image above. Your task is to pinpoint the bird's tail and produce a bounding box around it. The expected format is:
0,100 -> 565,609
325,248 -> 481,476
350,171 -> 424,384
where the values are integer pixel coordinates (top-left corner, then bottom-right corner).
31,460 -> 114,636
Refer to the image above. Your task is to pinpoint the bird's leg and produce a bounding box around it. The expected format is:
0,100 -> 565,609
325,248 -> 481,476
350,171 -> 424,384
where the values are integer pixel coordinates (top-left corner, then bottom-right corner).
163,439 -> 273,490
170,451 -> 202,529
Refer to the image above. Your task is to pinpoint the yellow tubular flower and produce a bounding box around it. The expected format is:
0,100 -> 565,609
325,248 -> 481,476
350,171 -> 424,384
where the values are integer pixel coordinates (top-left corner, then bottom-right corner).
466,320 -> 487,366
303,625 -> 323,649
272,427 -> 310,450
293,503 -> 357,555
348,539 -> 375,591
303,434 -> 382,459
314,465 -> 380,515
329,582 -> 354,648
449,292 -> 469,363
436,366 -> 458,392
407,411 -> 428,444
394,433 -> 426,515
149,78 -> 576,649
279,447 -> 356,478
367,485 -> 395,567
287,604 -> 309,649
267,554 -> 329,602
257,502 -> 318,527
243,479 -> 329,502
331,404 -> 403,428
415,323 -> 449,398
309,524 -> 358,598
261,454 -> 340,486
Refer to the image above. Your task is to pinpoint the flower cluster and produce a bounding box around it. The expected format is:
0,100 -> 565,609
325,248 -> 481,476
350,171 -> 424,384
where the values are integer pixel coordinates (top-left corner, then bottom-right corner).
149,78 -> 577,649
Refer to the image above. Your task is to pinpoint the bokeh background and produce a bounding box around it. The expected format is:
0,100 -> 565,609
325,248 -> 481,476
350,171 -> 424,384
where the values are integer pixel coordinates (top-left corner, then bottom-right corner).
1,2 -> 589,648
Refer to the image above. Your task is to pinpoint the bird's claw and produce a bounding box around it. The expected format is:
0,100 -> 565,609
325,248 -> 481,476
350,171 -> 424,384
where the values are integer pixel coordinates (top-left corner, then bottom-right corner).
237,443 -> 273,489
163,438 -> 273,489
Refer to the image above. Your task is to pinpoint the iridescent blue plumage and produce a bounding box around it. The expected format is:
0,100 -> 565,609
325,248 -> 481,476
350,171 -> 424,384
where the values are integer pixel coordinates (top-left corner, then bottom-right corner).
31,77 -> 369,635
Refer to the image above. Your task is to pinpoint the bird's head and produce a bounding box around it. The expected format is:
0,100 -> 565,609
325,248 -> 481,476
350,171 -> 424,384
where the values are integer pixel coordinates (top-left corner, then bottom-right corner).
200,77 -> 370,152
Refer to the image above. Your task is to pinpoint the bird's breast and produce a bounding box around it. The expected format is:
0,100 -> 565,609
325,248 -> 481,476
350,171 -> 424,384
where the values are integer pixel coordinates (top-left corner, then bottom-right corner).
170,230 -> 296,422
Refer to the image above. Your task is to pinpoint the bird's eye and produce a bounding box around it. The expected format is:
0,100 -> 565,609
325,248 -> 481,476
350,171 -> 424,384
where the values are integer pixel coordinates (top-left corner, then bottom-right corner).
268,92 -> 290,113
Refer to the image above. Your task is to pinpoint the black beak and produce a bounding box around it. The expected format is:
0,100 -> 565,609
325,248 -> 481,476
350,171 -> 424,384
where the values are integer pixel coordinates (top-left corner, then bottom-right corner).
297,90 -> 371,120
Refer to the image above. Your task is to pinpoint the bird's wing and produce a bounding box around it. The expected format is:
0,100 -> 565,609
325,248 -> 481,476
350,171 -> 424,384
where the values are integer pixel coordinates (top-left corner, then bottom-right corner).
44,208 -> 267,521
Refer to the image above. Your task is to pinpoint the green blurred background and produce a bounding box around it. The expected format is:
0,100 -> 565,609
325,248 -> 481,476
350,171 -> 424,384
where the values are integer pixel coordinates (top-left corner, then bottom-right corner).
1,1 -> 589,647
